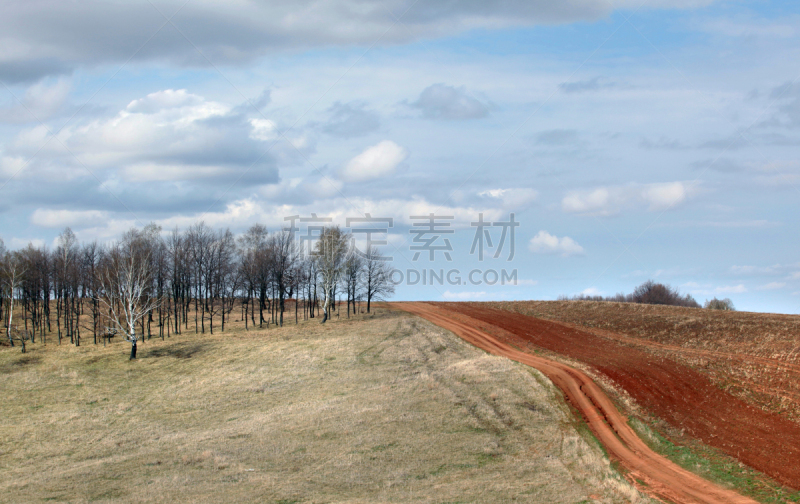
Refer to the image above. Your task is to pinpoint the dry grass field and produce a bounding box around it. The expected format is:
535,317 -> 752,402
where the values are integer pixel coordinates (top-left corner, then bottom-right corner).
0,308 -> 651,504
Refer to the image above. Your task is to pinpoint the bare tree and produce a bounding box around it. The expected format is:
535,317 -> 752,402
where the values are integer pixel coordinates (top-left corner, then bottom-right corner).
314,226 -> 349,323
54,227 -> 79,345
98,239 -> 159,360
238,224 -> 270,329
362,245 -> 395,313
342,253 -> 362,318
271,230 -> 298,327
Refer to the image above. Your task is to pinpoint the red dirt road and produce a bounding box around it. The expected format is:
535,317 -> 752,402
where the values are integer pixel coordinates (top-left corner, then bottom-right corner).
393,302 -> 758,504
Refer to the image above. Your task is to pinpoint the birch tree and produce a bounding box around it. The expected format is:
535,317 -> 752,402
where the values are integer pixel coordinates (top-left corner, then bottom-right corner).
314,226 -> 349,323
1,250 -> 26,350
98,240 -> 159,360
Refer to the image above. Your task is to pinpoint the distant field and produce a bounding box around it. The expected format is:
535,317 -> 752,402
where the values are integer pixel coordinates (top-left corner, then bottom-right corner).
0,308 -> 650,503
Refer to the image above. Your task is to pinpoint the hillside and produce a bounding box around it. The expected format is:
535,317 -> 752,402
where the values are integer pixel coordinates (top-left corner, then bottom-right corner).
0,309 -> 649,504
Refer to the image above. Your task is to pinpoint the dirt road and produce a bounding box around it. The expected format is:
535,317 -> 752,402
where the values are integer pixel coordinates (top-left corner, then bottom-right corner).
392,302 -> 757,504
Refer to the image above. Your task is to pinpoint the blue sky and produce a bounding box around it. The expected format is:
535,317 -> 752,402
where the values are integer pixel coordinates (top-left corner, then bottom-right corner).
1,0 -> 798,313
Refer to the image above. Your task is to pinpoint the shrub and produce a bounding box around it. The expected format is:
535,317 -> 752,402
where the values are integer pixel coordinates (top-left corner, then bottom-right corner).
629,280 -> 700,308
560,280 -> 700,308
704,297 -> 735,311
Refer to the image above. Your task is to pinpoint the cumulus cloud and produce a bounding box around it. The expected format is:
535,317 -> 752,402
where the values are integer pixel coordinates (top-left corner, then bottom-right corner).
7,88 -> 287,188
339,140 -> 408,182
562,182 -> 697,216
641,182 -> 690,211
410,84 -> 490,120
67,191 -> 524,243
529,230 -> 585,257
0,79 -> 71,123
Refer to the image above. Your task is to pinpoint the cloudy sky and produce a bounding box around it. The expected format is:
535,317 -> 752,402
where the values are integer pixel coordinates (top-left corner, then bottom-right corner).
1,0 -> 799,313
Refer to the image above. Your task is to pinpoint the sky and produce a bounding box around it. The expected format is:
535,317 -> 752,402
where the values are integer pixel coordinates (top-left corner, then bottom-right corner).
0,0 -> 799,313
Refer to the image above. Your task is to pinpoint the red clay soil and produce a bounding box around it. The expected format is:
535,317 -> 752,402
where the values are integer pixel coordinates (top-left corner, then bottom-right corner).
394,302 -> 757,504
434,302 -> 800,491
487,300 -> 800,423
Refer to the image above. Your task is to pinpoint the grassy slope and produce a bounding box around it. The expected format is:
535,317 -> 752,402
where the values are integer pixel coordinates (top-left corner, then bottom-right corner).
0,309 -> 651,504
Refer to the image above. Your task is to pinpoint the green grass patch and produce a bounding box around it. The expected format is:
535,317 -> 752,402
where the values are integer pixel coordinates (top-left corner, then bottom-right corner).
629,417 -> 800,503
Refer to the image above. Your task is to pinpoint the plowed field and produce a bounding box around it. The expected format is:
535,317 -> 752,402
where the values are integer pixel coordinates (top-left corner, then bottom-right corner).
488,301 -> 800,423
434,302 -> 800,491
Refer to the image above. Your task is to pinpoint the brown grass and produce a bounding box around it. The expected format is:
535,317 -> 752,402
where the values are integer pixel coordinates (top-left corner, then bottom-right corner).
0,308 -> 652,503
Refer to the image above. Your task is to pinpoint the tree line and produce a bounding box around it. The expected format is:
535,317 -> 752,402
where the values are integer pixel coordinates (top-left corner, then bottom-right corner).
0,223 -> 395,357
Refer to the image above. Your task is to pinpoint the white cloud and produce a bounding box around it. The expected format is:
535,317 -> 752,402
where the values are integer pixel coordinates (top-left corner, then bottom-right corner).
126,89 -> 203,113
249,118 -> 278,141
562,182 -> 698,216
478,187 -> 538,210
641,181 -> 688,211
31,208 -> 109,228
6,88 -> 289,186
580,287 -> 603,296
562,187 -> 615,215
66,191 -> 521,243
529,230 -> 585,257
757,282 -> 786,291
340,140 -> 408,182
